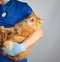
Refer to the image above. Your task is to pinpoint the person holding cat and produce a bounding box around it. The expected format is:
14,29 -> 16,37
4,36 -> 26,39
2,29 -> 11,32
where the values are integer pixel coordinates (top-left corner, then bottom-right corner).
0,0 -> 43,62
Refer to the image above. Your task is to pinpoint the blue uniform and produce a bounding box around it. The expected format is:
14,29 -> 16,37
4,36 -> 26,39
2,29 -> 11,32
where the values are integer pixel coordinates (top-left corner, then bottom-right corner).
0,0 -> 32,62
0,0 -> 32,28
0,54 -> 27,62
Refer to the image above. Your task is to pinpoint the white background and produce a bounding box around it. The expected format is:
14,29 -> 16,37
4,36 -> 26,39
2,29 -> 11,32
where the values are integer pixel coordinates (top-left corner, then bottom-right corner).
19,0 -> 60,62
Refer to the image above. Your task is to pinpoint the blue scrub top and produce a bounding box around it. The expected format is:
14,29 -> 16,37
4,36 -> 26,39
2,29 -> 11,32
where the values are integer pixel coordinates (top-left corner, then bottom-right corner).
0,0 -> 33,28
0,54 -> 27,62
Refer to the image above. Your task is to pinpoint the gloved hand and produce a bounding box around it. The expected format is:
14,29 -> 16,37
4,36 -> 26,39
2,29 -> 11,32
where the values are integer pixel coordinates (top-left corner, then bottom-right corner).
2,42 -> 26,56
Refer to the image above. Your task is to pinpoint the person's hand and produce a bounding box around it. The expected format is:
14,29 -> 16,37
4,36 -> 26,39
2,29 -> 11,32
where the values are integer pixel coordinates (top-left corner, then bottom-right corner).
2,42 -> 26,56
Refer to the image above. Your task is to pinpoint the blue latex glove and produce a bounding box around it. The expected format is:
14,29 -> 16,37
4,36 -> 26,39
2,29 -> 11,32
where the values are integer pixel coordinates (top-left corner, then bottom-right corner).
2,42 -> 26,56
3,0 -> 10,2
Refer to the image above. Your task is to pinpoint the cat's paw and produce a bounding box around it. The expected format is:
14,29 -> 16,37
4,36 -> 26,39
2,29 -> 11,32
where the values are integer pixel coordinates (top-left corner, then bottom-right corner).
3,41 -> 13,51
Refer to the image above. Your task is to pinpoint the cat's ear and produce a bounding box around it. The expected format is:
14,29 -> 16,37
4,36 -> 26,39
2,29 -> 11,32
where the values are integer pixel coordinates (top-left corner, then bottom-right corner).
24,12 -> 43,30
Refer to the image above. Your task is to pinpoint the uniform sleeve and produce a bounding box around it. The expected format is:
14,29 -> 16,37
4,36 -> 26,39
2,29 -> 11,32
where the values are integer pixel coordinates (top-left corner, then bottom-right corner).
23,3 -> 33,18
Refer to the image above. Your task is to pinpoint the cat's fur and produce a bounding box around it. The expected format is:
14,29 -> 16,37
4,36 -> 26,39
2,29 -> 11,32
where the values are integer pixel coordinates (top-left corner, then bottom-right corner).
0,12 -> 43,60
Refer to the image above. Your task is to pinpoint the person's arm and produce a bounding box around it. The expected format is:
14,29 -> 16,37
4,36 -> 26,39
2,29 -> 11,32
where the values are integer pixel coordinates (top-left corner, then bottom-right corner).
23,25 -> 43,49
23,12 -> 43,49
23,11 -> 44,49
